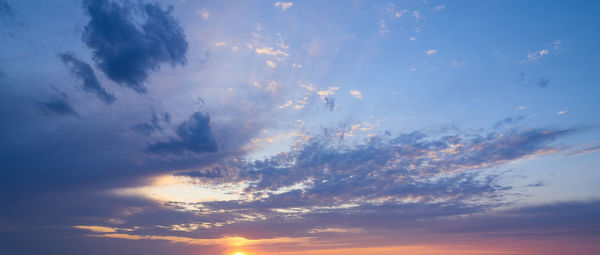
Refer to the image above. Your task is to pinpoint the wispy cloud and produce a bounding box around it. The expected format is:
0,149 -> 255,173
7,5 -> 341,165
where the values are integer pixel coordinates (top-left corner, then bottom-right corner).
274,2 -> 293,11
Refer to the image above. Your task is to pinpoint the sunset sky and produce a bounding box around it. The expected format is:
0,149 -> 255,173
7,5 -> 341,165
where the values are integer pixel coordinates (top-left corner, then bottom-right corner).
1,0 -> 600,254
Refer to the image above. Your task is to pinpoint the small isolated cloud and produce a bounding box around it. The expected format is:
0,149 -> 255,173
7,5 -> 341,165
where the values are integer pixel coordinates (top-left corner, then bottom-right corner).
433,5 -> 446,11
537,77 -> 550,88
231,46 -> 239,51
214,42 -> 227,47
198,8 -> 209,20
427,49 -> 437,56
379,20 -> 388,34
292,63 -> 303,68
274,2 -> 293,11
412,10 -> 421,20
557,111 -> 566,115
349,90 -> 362,99
526,49 -> 549,62
410,67 -> 416,72
146,112 -> 218,155
517,106 -> 526,110
36,91 -> 80,118
395,9 -> 409,18
451,59 -> 466,67
266,60 -> 277,68
58,52 -> 116,104
409,37 -> 416,41
255,47 -> 288,57
82,0 -> 188,93
316,86 -> 340,98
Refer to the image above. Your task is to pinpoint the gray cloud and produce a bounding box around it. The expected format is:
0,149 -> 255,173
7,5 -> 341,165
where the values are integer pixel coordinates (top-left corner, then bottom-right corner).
146,112 -> 218,155
58,52 -> 116,104
35,91 -> 80,118
82,0 -> 188,93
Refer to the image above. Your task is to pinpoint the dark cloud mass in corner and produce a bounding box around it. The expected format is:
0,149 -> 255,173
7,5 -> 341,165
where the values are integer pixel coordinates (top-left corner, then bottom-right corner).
36,92 -> 80,118
82,0 -> 188,93
58,52 -> 116,103
0,0 -> 13,18
146,112 -> 218,154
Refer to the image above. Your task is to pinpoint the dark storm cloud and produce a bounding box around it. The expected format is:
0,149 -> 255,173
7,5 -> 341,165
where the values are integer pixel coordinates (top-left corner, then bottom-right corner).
58,52 -> 116,103
146,112 -> 218,154
132,111 -> 171,136
82,0 -> 188,93
35,92 -> 80,118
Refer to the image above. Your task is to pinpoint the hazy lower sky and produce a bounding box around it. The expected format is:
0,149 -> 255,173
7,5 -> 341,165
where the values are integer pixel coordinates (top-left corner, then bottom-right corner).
1,1 -> 599,254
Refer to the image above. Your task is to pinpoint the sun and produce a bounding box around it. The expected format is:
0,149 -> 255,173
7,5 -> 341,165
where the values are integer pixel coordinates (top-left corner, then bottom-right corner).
233,252 -> 245,255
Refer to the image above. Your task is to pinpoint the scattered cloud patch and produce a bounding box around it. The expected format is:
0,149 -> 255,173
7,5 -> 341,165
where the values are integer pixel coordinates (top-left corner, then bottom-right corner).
433,5 -> 446,11
537,77 -> 550,88
214,42 -> 227,47
557,111 -> 566,115
58,52 -> 116,104
82,0 -> 188,93
349,90 -> 362,99
427,49 -> 437,56
197,8 -> 209,19
266,60 -> 277,68
255,47 -> 288,57
274,2 -> 293,11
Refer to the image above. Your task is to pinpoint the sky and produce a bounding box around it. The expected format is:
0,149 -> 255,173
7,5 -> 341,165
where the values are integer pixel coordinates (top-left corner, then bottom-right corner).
1,0 -> 600,254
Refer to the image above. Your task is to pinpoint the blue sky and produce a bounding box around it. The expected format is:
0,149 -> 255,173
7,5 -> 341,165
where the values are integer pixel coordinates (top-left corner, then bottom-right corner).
1,1 -> 600,254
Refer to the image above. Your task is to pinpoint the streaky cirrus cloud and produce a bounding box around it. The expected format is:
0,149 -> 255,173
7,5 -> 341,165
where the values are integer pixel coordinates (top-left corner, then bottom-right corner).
82,0 -> 188,93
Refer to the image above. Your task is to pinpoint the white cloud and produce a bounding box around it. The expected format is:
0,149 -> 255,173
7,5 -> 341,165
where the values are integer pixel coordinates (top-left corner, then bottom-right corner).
526,49 -> 549,61
316,86 -> 340,99
231,46 -> 239,51
517,106 -> 526,110
274,2 -> 293,11
214,42 -> 227,47
395,9 -> 409,18
198,9 -> 210,20
255,47 -> 289,57
427,49 -> 437,56
292,63 -> 303,68
557,111 -> 566,115
433,5 -> 446,11
266,60 -> 277,68
278,100 -> 293,109
379,20 -> 389,34
349,90 -> 363,99
267,80 -> 279,92
409,37 -> 416,41
412,10 -> 421,20
410,68 -> 417,72
299,82 -> 315,91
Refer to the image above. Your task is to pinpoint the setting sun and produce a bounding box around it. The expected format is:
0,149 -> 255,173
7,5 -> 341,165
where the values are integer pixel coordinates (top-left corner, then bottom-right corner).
233,252 -> 245,255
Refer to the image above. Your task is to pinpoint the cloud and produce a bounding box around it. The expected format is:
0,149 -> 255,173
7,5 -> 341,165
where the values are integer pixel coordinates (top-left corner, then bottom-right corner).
35,92 -> 80,118
526,49 -> 549,61
214,41 -> 227,47
82,0 -> 188,93
557,111 -> 566,115
349,90 -> 362,99
255,47 -> 288,57
537,77 -> 550,88
146,112 -> 218,155
197,8 -> 209,20
427,49 -> 437,56
274,2 -> 293,11
266,60 -> 277,68
131,111 -> 171,136
433,5 -> 446,11
58,52 -> 116,104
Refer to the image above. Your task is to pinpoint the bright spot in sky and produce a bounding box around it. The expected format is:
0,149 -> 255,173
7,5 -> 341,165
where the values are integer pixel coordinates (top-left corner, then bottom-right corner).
234,252 -> 245,255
